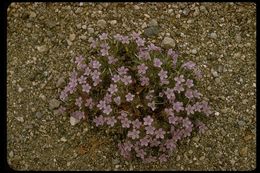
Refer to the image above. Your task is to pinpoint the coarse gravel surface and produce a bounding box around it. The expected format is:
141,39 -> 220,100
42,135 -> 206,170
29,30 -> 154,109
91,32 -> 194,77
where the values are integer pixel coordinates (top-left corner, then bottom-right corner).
7,2 -> 256,171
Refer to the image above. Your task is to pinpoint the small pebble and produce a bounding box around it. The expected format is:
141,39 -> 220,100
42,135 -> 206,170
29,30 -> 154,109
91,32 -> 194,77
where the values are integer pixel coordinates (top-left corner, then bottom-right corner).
60,137 -> 67,142
37,45 -> 48,52
97,19 -> 107,28
18,87 -> 24,93
69,34 -> 76,41
191,49 -> 197,54
109,20 -> 117,25
36,112 -> 43,119
49,99 -> 60,110
199,156 -> 205,160
82,25 -> 87,29
16,116 -> 24,122
29,12 -> 36,18
162,37 -> 176,48
88,27 -> 94,34
9,151 -> 14,158
210,32 -> 217,39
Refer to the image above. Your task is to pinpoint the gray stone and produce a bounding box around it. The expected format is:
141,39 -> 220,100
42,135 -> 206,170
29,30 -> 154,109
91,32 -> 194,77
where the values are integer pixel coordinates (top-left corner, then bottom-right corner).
56,77 -> 65,88
134,5 -> 140,10
37,45 -> 48,52
237,120 -> 245,127
97,19 -> 107,28
29,12 -> 36,18
18,86 -> 24,93
49,99 -> 60,110
235,34 -> 242,43
76,23 -> 82,29
9,151 -> 14,158
211,68 -> 218,77
36,112 -> 43,119
82,25 -> 87,29
183,8 -> 190,16
88,27 -> 94,34
191,49 -> 197,54
144,26 -> 159,37
109,20 -> 117,25
112,159 -> 120,164
199,156 -> 205,160
26,23 -> 32,28
16,117 -> 24,122
162,37 -> 176,48
210,32 -> 217,39
215,78 -> 221,83
79,35 -> 87,40
148,19 -> 158,27
69,34 -> 76,41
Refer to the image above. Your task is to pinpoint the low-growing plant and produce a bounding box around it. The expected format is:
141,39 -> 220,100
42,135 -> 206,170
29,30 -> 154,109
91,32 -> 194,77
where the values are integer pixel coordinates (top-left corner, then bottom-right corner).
57,31 -> 213,164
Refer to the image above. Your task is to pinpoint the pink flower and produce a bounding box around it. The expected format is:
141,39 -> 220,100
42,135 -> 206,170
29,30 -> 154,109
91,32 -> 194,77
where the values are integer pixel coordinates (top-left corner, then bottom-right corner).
91,70 -> 101,80
132,119 -> 142,129
174,75 -> 185,84
121,36 -> 130,44
97,100 -> 106,110
168,115 -> 178,125
117,66 -> 129,75
108,56 -> 118,64
112,74 -> 121,83
158,69 -> 168,79
93,115 -> 105,126
182,61 -> 196,70
153,58 -> 162,67
121,118 -> 131,128
90,60 -> 101,69
78,75 -> 87,84
121,75 -> 132,85
123,141 -> 133,152
113,96 -> 121,106
82,83 -> 91,93
185,89 -> 194,99
173,83 -> 184,93
173,101 -> 184,112
118,111 -> 128,120
140,76 -> 149,86
93,78 -> 102,86
89,39 -> 98,49
143,115 -> 153,126
140,137 -> 150,147
85,98 -> 94,109
114,34 -> 123,41
164,88 -> 175,101
164,108 -> 174,116
186,79 -> 194,88
193,89 -> 201,98
127,129 -> 140,140
138,49 -> 150,60
131,31 -> 140,40
148,43 -> 161,51
158,154 -> 168,163
155,128 -> 166,139
99,32 -> 108,40
125,93 -> 134,102
108,84 -> 118,95
145,125 -> 155,135
182,117 -> 192,128
75,97 -> 82,108
147,101 -> 156,111
137,63 -> 148,75
103,105 -> 112,115
136,37 -> 145,47
104,93 -> 112,104
106,116 -> 117,127
185,104 -> 194,115
84,66 -> 92,76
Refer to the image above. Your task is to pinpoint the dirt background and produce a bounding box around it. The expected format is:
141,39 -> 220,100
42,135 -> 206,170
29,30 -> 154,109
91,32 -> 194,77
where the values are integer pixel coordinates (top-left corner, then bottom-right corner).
7,2 -> 256,171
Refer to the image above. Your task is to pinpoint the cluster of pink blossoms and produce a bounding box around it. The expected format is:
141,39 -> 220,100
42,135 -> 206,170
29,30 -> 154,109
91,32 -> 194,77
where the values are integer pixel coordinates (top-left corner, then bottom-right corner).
57,31 -> 213,164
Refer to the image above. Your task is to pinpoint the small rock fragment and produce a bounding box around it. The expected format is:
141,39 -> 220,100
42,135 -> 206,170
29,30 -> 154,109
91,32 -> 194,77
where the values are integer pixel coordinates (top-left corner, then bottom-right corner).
69,34 -> 76,41
70,116 -> 80,126
49,99 -> 60,110
109,20 -> 117,25
16,117 -> 24,122
97,19 -> 107,28
29,12 -> 36,18
37,45 -> 48,52
144,26 -> 159,37
148,19 -> 158,27
162,37 -> 176,48
210,32 -> 217,39
56,77 -> 65,88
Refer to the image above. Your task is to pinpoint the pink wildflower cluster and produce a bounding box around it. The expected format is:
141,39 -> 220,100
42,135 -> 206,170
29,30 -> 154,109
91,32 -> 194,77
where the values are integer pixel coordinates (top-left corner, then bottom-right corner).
57,31 -> 213,164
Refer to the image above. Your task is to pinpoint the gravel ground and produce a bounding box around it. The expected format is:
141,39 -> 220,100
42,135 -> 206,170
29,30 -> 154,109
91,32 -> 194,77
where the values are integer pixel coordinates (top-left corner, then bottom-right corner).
7,2 -> 256,171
